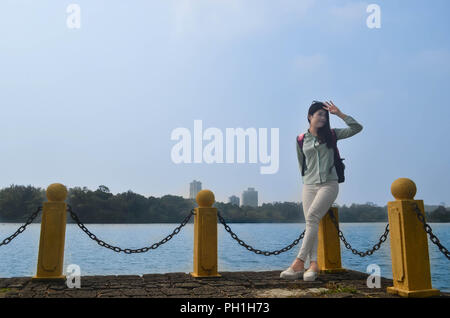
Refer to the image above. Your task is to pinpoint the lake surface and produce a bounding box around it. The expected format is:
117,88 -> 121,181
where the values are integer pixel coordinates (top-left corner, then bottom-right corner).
0,222 -> 448,292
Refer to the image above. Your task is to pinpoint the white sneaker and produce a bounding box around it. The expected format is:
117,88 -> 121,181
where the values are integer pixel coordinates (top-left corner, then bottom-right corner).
280,267 -> 305,280
303,268 -> 319,281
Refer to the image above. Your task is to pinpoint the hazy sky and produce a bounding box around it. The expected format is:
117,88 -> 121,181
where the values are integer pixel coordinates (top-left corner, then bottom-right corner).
1,0 -> 449,207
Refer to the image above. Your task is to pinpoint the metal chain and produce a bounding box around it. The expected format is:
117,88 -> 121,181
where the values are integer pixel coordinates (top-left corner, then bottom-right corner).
327,209 -> 390,257
217,210 -> 305,256
408,202 -> 450,260
0,206 -> 42,247
67,204 -> 195,254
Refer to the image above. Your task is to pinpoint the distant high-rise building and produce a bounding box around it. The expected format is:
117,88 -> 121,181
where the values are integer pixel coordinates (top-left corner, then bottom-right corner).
241,187 -> 258,207
189,180 -> 202,199
229,195 -> 240,206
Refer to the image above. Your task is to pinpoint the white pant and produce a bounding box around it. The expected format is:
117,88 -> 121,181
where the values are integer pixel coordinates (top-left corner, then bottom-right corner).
297,180 -> 339,263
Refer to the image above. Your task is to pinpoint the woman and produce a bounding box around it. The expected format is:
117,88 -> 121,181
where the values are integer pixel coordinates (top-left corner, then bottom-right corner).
280,100 -> 363,281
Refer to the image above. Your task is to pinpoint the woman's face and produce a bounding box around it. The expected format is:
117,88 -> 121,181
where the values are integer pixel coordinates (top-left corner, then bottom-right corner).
309,109 -> 328,128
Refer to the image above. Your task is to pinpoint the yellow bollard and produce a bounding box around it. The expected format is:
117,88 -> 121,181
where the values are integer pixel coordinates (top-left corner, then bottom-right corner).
317,207 -> 346,273
191,189 -> 221,278
386,178 -> 440,297
32,183 -> 68,281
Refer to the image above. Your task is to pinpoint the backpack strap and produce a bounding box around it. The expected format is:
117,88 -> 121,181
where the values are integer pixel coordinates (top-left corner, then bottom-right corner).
297,133 -> 305,147
297,133 -> 306,176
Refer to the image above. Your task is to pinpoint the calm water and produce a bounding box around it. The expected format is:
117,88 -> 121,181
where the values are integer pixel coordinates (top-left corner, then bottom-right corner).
0,222 -> 448,292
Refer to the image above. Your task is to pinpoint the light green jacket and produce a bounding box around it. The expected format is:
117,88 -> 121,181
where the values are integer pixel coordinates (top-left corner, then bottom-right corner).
296,115 -> 363,185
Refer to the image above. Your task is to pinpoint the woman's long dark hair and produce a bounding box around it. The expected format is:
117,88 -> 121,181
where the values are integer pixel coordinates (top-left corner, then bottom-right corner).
308,101 -> 333,149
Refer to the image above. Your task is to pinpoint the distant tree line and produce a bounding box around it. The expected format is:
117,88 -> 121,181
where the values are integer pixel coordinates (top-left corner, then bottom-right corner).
0,184 -> 449,223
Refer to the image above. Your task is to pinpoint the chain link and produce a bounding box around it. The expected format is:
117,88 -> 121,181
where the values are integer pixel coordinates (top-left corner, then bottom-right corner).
67,204 -> 194,253
0,206 -> 42,247
217,210 -> 305,256
327,209 -> 390,257
408,202 -> 450,260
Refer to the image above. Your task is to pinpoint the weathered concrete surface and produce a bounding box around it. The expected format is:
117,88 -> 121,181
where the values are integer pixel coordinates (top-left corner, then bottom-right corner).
0,269 -> 448,298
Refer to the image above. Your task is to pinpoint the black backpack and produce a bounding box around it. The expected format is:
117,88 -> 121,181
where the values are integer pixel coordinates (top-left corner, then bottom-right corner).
297,129 -> 345,183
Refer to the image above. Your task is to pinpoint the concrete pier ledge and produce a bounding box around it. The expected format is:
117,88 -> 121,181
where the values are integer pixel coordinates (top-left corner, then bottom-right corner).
0,269 -> 448,298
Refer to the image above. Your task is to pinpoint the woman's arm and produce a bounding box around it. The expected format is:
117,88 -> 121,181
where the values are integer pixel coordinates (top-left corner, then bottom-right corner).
334,113 -> 363,140
322,101 -> 363,140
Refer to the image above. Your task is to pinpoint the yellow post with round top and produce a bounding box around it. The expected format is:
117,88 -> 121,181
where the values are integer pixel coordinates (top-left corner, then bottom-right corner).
32,183 -> 68,281
191,189 -> 221,278
386,178 -> 440,297
317,207 -> 347,273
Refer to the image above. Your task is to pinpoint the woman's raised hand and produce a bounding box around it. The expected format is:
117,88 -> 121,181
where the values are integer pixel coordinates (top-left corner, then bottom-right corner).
322,101 -> 342,116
